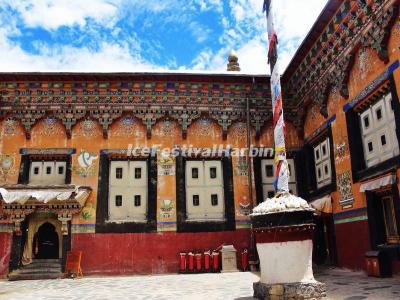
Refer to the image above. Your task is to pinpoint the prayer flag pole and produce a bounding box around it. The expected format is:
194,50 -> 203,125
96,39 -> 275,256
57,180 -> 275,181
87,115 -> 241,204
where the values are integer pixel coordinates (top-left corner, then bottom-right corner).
264,0 -> 290,196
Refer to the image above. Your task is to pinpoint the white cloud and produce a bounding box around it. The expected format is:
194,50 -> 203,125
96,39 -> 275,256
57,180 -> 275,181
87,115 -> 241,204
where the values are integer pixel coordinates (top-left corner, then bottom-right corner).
2,0 -> 120,30
191,0 -> 328,73
0,30 -> 161,72
0,0 -> 328,73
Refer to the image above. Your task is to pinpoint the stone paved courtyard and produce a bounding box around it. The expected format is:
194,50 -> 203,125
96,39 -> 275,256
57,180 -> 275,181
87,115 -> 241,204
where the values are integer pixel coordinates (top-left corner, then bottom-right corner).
0,267 -> 399,300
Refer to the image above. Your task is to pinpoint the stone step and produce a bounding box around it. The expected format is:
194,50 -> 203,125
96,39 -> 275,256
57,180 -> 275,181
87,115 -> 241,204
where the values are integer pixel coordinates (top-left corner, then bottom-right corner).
8,272 -> 62,281
8,259 -> 63,281
17,268 -> 62,275
31,259 -> 61,264
24,263 -> 62,269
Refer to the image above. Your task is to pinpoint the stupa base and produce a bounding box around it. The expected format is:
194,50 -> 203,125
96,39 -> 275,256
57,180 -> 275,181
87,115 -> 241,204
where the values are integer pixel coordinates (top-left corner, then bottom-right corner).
253,281 -> 326,300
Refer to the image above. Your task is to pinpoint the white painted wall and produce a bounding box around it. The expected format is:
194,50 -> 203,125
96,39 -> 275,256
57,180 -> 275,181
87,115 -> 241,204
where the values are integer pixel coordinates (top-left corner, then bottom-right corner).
256,240 -> 315,284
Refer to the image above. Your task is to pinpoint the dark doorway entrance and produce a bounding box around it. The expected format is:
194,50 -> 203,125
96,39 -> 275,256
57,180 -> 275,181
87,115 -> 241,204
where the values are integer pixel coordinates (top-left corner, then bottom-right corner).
33,222 -> 59,259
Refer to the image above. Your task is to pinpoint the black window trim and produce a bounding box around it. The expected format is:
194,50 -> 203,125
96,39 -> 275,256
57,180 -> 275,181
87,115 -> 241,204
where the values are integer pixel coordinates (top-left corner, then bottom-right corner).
176,151 -> 235,233
253,147 -> 306,204
302,126 -> 337,199
18,148 -> 75,184
346,75 -> 400,183
95,150 -> 157,233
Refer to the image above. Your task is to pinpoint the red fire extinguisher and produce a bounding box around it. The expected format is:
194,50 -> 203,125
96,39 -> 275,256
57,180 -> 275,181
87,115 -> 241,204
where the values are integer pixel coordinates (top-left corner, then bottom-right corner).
187,252 -> 194,272
241,249 -> 248,271
212,251 -> 219,272
204,250 -> 211,272
195,253 -> 202,272
179,252 -> 187,273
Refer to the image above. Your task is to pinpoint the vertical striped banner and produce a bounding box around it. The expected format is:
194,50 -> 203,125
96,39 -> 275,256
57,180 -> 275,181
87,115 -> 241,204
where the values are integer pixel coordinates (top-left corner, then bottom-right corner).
264,0 -> 289,194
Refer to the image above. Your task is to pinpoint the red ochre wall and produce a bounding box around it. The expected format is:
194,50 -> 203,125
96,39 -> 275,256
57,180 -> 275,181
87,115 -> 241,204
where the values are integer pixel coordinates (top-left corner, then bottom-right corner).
72,229 -> 250,275
334,221 -> 370,271
0,233 -> 12,277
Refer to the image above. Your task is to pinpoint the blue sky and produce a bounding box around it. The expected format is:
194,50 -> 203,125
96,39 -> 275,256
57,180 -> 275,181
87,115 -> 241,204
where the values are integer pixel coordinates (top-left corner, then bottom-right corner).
0,0 -> 328,74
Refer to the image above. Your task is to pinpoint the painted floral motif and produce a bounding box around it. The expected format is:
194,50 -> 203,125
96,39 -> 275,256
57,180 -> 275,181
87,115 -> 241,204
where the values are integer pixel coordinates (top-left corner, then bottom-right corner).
236,197 -> 251,217
358,48 -> 373,81
111,116 -> 144,137
159,199 -> 174,219
234,155 -> 248,177
153,119 -> 178,137
192,118 -> 220,137
73,119 -> 102,138
32,117 -> 64,136
2,119 -> 22,136
0,154 -> 16,182
334,142 -> 349,164
72,149 -> 98,177
43,117 -> 63,135
337,171 -> 354,206
229,122 -> 247,140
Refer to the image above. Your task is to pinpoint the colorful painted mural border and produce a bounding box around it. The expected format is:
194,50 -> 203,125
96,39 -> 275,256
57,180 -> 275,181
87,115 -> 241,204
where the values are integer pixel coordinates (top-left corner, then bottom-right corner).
333,207 -> 368,225
343,60 -> 399,112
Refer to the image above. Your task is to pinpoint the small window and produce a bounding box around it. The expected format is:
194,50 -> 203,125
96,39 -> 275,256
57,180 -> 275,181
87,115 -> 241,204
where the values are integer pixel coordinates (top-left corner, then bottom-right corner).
322,145 -> 327,156
364,116 -> 370,128
390,100 -> 394,111
318,169 -> 322,179
34,167 -> 39,175
135,168 -> 142,179
211,194 -> 218,206
46,166 -> 52,174
134,195 -> 141,207
288,164 -> 291,175
116,167 -> 123,179
192,168 -> 199,179
193,194 -> 200,206
115,195 -> 122,207
267,191 -> 275,199
266,165 -> 274,177
316,149 -> 320,160
368,142 -> 373,152
376,108 -> 382,120
210,167 -> 217,179
324,165 -> 329,175
58,166 -> 64,174
381,135 -> 387,146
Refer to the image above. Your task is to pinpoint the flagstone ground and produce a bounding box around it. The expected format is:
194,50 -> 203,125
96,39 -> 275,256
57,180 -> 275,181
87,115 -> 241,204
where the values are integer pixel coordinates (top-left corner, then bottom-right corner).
0,267 -> 399,300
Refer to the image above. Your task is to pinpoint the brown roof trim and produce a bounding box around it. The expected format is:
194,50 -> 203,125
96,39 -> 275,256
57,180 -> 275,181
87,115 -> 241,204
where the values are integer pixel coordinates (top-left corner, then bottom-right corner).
0,72 -> 269,84
283,0 -> 342,82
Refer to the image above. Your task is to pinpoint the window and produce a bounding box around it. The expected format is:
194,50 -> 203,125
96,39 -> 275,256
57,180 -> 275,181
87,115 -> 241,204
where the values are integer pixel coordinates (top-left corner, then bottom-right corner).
260,159 -> 297,199
29,161 -> 66,185
192,168 -> 198,179
313,137 -> 332,189
382,196 -> 399,244
193,194 -> 200,206
210,167 -> 217,179
185,160 -> 224,221
134,168 -> 142,179
58,166 -> 64,175
115,195 -> 122,207
134,195 -> 141,207
359,93 -> 399,168
108,161 -> 147,222
211,194 -> 218,206
116,167 -> 123,179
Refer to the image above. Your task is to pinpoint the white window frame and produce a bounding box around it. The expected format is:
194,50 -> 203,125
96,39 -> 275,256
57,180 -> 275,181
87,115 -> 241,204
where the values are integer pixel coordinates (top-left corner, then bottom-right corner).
359,93 -> 399,168
261,158 -> 297,199
313,137 -> 332,189
185,160 -> 225,222
29,160 -> 67,185
108,160 -> 148,223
